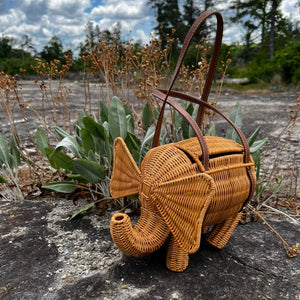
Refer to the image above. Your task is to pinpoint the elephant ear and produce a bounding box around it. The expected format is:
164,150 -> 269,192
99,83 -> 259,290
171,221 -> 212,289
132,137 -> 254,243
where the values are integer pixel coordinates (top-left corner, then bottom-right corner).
153,173 -> 215,254
110,137 -> 141,199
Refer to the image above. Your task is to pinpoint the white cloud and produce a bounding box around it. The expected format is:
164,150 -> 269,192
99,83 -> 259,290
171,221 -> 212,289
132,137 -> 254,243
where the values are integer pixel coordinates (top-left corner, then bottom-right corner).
56,24 -> 85,37
48,0 -> 90,17
91,0 -> 149,20
134,29 -> 151,44
42,28 -> 53,38
0,9 -> 26,27
89,0 -> 152,43
223,25 -> 244,45
280,0 -> 300,21
1,0 -> 299,55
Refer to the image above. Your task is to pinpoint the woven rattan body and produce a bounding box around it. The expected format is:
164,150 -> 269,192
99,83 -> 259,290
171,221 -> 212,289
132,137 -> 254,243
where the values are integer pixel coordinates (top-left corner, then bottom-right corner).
175,136 -> 255,226
110,136 -> 255,272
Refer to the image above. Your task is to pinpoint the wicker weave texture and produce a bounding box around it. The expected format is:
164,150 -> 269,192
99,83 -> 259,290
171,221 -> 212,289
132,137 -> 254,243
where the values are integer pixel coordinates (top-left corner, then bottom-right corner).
110,137 -> 256,272
109,10 -> 256,272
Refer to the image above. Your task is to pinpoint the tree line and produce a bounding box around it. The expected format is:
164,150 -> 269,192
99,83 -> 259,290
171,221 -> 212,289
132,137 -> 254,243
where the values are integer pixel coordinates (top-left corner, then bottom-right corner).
0,0 -> 299,84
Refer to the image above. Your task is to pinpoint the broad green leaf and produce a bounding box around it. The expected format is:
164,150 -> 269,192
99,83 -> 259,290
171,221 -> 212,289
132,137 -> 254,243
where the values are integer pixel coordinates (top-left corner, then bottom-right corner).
256,181 -> 268,198
105,139 -> 112,164
102,121 -> 109,137
226,102 -> 242,143
100,101 -> 108,123
153,108 -> 160,121
55,127 -> 70,139
125,132 -> 141,151
126,115 -> 134,134
250,138 -> 268,153
87,149 -> 98,162
142,103 -> 151,130
35,128 -> 49,156
0,175 -> 6,183
80,128 -> 95,155
73,159 -> 105,183
77,111 -> 89,129
124,105 -> 134,129
248,126 -> 261,147
182,103 -> 194,139
56,136 -> 82,157
69,203 -> 94,220
45,147 -> 75,172
8,153 -> 18,171
42,181 -> 78,193
172,109 -> 182,130
252,150 -> 261,180
94,137 -> 106,158
9,137 -> 21,169
125,132 -> 141,163
189,104 -> 199,138
82,117 -> 107,140
139,124 -> 155,164
206,123 -> 216,136
0,133 -> 10,164
67,173 -> 88,183
108,96 -> 127,139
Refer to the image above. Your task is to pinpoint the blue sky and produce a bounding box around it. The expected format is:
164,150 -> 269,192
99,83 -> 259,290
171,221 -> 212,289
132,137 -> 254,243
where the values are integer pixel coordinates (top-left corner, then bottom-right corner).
0,0 -> 299,56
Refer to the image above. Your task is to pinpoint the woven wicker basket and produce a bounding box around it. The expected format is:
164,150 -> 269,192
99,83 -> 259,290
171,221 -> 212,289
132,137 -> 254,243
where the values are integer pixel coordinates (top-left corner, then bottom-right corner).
110,10 -> 256,272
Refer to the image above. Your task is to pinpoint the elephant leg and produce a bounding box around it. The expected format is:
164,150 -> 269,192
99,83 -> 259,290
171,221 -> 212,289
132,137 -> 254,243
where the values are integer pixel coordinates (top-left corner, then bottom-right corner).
206,212 -> 243,249
166,236 -> 189,272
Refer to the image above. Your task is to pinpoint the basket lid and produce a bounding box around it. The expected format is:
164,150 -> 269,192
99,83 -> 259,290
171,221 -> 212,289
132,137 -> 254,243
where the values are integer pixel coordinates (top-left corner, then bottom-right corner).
175,136 -> 244,170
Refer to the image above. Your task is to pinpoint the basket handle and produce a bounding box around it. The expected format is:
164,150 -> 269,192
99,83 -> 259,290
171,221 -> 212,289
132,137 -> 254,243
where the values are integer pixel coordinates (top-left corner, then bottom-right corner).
152,89 -> 256,208
152,89 -> 251,164
152,89 -> 210,170
152,10 -> 223,168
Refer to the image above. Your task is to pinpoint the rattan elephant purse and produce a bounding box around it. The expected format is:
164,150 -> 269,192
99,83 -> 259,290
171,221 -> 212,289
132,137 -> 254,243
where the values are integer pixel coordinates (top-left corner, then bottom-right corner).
109,10 -> 256,272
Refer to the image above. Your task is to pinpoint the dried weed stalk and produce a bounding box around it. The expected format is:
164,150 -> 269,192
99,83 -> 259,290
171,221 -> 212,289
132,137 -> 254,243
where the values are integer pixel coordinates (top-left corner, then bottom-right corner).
0,31 -> 231,198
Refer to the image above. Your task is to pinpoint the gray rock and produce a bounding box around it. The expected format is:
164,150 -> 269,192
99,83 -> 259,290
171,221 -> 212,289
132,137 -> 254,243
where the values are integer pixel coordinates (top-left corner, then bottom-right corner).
0,199 -> 299,299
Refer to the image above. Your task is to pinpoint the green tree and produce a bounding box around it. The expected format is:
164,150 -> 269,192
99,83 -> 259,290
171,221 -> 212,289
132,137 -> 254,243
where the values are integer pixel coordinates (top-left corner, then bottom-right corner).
229,0 -> 288,60
147,0 -> 182,49
148,0 -> 219,52
39,36 -> 64,62
268,0 -> 281,59
19,34 -> 36,62
230,0 -> 268,46
0,37 -> 12,59
183,0 -> 200,28
20,35 -> 36,57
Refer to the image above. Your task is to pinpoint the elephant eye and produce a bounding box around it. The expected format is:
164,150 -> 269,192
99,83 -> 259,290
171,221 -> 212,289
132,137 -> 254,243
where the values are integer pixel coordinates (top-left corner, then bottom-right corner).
141,181 -> 151,197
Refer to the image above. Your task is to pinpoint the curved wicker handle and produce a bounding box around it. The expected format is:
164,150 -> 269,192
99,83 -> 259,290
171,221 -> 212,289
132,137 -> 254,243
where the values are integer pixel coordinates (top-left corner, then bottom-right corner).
152,10 -> 223,170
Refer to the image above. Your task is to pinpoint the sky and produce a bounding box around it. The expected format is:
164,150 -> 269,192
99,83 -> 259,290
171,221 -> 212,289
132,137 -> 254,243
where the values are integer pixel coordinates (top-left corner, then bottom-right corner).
0,0 -> 299,56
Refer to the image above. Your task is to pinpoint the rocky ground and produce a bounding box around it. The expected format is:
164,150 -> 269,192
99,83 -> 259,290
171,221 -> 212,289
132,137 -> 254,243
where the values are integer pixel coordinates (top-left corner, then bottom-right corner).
0,198 -> 299,299
0,80 -> 299,299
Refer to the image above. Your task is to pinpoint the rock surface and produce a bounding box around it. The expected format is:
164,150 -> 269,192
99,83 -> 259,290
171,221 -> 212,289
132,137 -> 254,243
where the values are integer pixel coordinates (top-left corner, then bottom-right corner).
0,82 -> 299,299
0,198 -> 299,300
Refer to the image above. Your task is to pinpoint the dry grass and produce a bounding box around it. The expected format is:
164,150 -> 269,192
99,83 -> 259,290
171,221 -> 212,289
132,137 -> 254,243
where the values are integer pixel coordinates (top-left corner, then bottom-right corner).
0,30 -> 299,217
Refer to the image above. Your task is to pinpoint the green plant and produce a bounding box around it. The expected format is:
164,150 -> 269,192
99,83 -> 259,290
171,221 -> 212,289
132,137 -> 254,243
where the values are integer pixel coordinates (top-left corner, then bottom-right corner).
0,133 -> 23,200
37,96 -> 148,197
224,102 -> 289,213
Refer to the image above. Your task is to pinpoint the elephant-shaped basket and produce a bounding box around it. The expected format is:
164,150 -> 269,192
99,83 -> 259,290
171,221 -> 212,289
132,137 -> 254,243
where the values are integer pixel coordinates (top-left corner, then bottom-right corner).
109,10 -> 256,272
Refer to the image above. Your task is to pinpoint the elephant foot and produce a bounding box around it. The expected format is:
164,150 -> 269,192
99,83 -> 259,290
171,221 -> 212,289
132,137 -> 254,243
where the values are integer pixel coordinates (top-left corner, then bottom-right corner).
206,212 -> 243,249
166,236 -> 189,272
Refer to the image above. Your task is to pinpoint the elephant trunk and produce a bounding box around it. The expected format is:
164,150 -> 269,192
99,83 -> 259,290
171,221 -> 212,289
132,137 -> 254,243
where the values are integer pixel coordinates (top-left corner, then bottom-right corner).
110,207 -> 170,257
